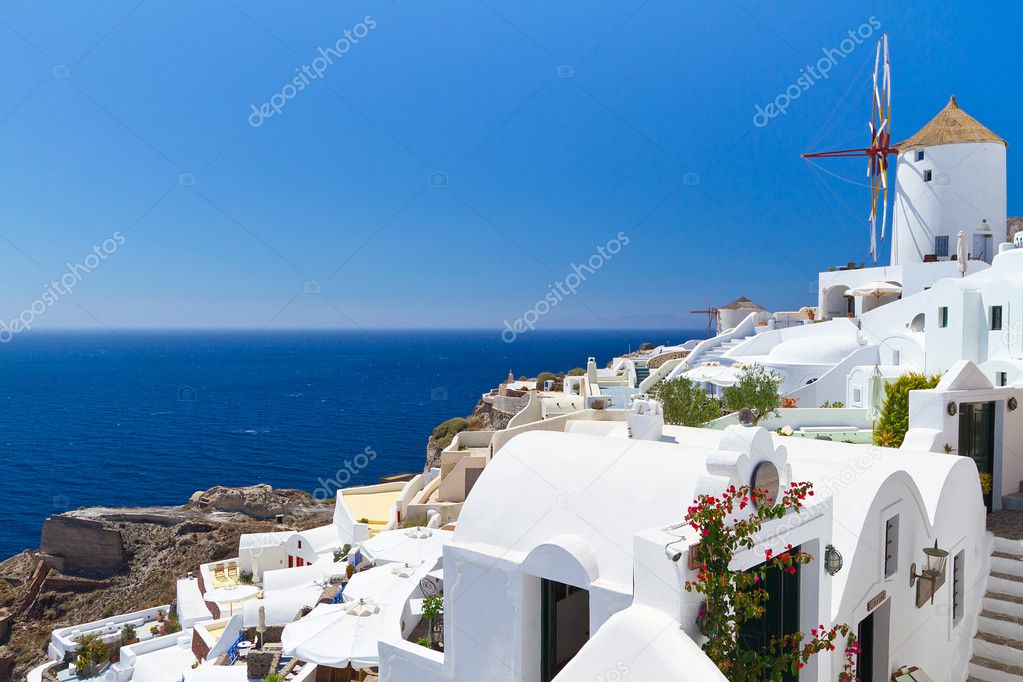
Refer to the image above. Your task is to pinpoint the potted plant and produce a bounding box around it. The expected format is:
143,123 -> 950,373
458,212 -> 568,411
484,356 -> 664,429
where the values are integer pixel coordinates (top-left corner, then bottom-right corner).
120,623 -> 138,646
156,610 -> 166,623
74,634 -> 110,677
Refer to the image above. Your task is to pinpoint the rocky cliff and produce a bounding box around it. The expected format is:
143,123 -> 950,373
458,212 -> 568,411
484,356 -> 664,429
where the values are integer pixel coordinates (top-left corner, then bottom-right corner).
0,486 -> 333,682
424,398 -> 513,470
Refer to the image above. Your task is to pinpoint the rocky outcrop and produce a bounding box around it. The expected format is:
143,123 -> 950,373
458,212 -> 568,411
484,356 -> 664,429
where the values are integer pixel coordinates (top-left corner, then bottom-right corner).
0,487 -> 334,682
187,484 -> 313,519
424,398 -> 514,470
39,516 -> 128,578
1008,216 -> 1023,243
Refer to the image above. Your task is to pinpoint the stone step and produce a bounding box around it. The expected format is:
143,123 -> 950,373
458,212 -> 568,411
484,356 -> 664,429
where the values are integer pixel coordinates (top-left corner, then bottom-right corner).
993,551 -> 1023,578
980,610 -> 1023,641
974,631 -> 1023,668
989,572 -> 1023,599
995,536 -> 1023,555
984,592 -> 1023,617
968,654 -> 1023,681
1003,494 -> 1023,512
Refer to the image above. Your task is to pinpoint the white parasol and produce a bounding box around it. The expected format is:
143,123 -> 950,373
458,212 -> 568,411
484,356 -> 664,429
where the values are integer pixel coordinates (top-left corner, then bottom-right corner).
680,364 -> 742,387
282,603 -> 383,669
203,585 -> 259,614
846,280 -> 902,301
957,230 -> 969,276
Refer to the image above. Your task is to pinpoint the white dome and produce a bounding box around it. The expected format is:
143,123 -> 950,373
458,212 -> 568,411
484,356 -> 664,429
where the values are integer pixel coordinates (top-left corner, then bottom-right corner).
766,337 -> 859,364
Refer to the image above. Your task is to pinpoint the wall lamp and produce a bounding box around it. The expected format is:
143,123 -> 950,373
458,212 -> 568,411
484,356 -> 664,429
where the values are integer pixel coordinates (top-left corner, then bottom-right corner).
909,540 -> 949,605
824,544 -> 843,576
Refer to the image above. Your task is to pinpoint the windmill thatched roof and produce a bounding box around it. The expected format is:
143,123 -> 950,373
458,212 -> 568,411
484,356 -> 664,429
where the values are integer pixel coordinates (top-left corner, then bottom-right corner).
719,296 -> 765,311
894,96 -> 1006,152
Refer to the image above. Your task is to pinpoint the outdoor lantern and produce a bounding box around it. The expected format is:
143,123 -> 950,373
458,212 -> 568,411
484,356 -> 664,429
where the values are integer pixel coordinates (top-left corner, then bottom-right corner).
910,540 -> 950,605
947,401 -> 958,416
824,544 -> 843,576
1009,397 -> 1018,411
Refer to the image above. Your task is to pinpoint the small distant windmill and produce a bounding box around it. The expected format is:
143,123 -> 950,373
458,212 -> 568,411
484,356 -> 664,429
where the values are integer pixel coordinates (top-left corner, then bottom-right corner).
802,33 -> 895,263
690,305 -> 719,337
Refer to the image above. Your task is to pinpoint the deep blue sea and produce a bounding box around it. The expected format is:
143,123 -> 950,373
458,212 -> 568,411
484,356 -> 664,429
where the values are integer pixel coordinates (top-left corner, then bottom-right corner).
0,329 -> 701,559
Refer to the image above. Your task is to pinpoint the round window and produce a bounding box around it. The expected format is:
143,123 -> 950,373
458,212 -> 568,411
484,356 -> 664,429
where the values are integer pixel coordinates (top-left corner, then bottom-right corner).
751,461 -> 780,506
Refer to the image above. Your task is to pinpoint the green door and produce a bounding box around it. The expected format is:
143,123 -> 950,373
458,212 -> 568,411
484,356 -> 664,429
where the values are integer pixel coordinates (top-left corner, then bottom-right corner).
959,401 -> 995,511
738,546 -> 802,681
540,579 -> 590,681
857,611 -> 875,682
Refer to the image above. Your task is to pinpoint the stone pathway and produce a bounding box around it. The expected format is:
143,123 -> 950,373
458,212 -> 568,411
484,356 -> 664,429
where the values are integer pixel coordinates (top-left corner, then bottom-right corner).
988,511 -> 1023,540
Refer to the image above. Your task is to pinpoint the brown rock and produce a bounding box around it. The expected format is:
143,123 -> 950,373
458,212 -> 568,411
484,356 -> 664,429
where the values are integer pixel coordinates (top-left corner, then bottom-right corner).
39,516 -> 127,578
188,484 -> 311,519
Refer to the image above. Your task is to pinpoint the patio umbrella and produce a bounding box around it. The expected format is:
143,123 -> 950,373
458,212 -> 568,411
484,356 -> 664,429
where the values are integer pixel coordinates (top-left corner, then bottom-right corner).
358,527 -> 452,566
680,364 -> 742,387
204,585 -> 259,615
957,230 -> 968,276
282,603 -> 384,669
343,563 -> 418,604
846,280 -> 902,303
866,366 -> 886,421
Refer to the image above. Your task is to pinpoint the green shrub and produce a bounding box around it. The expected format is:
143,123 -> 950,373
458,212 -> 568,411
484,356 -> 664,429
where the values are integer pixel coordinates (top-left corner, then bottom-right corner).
422,594 -> 444,620
399,517 -> 427,528
820,400 -> 845,408
873,372 -> 941,447
654,377 -> 721,427
722,365 -> 782,424
416,637 -> 432,648
264,673 -> 286,682
567,367 -> 585,376
431,417 -> 470,449
75,634 -> 109,674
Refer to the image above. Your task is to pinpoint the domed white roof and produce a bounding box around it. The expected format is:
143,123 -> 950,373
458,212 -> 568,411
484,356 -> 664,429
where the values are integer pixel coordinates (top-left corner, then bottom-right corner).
766,336 -> 859,364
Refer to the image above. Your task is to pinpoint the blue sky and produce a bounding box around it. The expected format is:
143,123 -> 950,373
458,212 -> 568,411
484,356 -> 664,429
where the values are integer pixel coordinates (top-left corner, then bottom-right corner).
1,1 -> 1021,331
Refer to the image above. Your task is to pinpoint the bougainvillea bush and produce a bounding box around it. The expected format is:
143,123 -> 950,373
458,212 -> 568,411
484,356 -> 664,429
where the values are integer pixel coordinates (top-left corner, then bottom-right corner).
684,482 -> 857,681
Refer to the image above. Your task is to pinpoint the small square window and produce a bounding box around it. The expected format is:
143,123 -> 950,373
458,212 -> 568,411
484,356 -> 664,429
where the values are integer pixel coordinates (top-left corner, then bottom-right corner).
924,170 -> 933,182
853,388 -> 862,404
934,236 -> 949,258
939,306 -> 949,328
915,150 -> 925,161
991,305 -> 1003,331
998,372 -> 1008,387
892,349 -> 901,366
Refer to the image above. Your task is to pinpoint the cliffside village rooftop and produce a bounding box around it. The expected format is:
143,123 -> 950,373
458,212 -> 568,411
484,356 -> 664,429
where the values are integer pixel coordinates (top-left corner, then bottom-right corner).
27,96 -> 1023,682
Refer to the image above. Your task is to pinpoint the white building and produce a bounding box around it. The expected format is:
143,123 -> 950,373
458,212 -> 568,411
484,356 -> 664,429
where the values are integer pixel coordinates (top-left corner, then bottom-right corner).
378,419 -> 991,682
